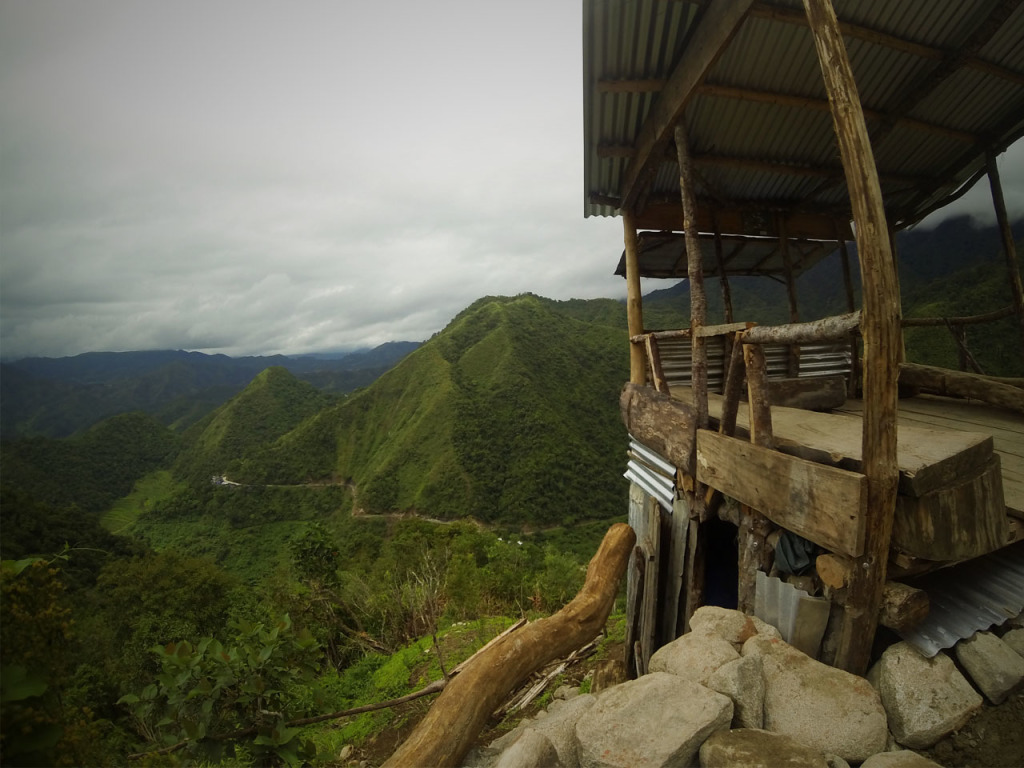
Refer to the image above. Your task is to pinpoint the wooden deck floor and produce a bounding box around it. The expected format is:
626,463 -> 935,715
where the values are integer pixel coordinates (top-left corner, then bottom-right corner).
837,395 -> 1024,519
672,386 -> 1022,518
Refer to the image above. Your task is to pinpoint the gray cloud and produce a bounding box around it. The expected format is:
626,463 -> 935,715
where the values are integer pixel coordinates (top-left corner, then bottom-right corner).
1,1 -> 1019,360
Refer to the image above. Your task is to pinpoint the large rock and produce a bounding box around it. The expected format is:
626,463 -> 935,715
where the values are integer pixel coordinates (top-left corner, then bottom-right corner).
493,728 -> 561,768
867,641 -> 982,749
859,751 -> 943,768
649,629 -> 740,685
1004,627 -> 1024,658
707,654 -> 764,729
527,693 -> 596,768
955,630 -> 1024,704
698,728 -> 828,767
743,634 -> 888,762
576,672 -> 732,768
690,606 -> 758,646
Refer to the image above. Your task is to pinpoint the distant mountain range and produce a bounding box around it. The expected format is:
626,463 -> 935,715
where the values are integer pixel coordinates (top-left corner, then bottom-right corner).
0,342 -> 420,438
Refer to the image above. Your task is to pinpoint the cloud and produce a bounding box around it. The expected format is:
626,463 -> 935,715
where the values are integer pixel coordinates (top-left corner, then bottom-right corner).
0,1 -> 1019,360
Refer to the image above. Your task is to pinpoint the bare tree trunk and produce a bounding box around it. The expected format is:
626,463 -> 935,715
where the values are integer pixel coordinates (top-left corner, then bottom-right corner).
382,523 -> 636,768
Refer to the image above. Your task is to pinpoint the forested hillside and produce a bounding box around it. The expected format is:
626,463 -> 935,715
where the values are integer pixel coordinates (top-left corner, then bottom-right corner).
231,294 -> 630,525
1,215 -> 1020,765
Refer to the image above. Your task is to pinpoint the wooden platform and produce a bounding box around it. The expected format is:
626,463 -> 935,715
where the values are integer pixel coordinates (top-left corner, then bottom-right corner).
668,386 -> 1020,560
672,388 -> 995,497
838,395 -> 1024,519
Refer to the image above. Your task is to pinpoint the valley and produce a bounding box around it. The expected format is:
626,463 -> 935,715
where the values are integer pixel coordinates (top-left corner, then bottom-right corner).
1,218 -> 1021,765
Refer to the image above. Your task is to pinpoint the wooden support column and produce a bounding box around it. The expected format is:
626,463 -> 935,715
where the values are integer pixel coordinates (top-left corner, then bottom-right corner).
737,342 -> 775,612
675,122 -> 709,631
889,224 -> 907,364
715,223 -> 736,377
624,212 -> 647,385
987,150 -> 1024,355
675,124 -> 709,438
804,0 -> 901,675
779,217 -> 801,377
837,233 -> 860,395
714,223 -> 735,323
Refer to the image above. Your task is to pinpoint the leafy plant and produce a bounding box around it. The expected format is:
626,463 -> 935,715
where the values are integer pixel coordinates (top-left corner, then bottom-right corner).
121,614 -> 320,766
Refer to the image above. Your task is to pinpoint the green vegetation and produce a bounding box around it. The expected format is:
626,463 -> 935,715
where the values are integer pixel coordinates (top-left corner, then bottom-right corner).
100,470 -> 181,534
1,222 -> 1019,765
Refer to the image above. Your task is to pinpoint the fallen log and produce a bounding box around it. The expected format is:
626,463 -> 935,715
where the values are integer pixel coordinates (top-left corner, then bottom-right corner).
899,362 -> 1024,414
382,522 -> 636,768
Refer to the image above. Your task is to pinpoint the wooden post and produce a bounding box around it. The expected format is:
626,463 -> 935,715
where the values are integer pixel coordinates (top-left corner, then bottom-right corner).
779,217 -> 802,377
675,122 -> 710,629
714,223 -> 735,323
838,234 -> 856,313
624,212 -> 647,385
737,342 -> 775,612
715,222 -> 736,380
837,231 -> 860,396
987,150 -> 1024,355
804,0 -> 901,675
674,124 -> 709,436
888,224 -> 907,364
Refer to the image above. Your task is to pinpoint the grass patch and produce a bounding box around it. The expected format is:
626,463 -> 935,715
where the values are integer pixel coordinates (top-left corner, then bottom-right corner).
99,469 -> 180,534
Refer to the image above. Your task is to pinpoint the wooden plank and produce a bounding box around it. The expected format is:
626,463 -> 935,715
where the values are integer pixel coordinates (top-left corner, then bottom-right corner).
618,0 -> 755,210
839,395 -> 1023,518
661,496 -> 690,643
638,498 -> 660,674
893,455 -> 1008,561
621,382 -> 699,475
766,375 -> 847,411
697,430 -> 867,557
689,389 -> 994,498
682,515 -> 705,632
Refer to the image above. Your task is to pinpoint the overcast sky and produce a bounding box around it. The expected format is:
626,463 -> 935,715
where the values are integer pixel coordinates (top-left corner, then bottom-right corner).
1,2 -> 1021,360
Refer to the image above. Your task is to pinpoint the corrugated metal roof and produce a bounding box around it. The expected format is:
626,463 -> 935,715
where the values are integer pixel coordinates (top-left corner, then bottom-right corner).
899,541 -> 1024,657
613,231 -> 837,278
583,0 -> 1024,233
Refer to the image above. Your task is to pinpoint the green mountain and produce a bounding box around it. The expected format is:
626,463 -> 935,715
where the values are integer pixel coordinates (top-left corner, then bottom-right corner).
0,411 -> 180,516
173,366 -> 336,485
230,294 -> 631,526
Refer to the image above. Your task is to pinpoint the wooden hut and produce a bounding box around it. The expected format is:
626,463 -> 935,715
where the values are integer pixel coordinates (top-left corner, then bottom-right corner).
583,0 -> 1024,675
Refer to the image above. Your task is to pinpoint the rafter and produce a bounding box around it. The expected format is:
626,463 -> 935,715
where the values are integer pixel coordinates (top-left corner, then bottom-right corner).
618,0 -> 756,213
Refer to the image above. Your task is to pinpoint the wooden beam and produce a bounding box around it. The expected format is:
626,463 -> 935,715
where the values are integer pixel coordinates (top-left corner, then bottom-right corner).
618,0 -> 755,211
382,524 -> 635,768
620,382 -> 699,475
695,83 -> 979,144
804,0 -> 901,676
600,198 -> 854,240
697,430 -> 868,557
623,212 -> 647,385
742,312 -> 861,345
902,305 -> 1015,327
987,150 -> 1024,354
899,362 -> 1024,415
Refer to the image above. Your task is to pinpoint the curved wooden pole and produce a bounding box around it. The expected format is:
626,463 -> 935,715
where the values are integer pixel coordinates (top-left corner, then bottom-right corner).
382,523 -> 637,768
804,0 -> 901,675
